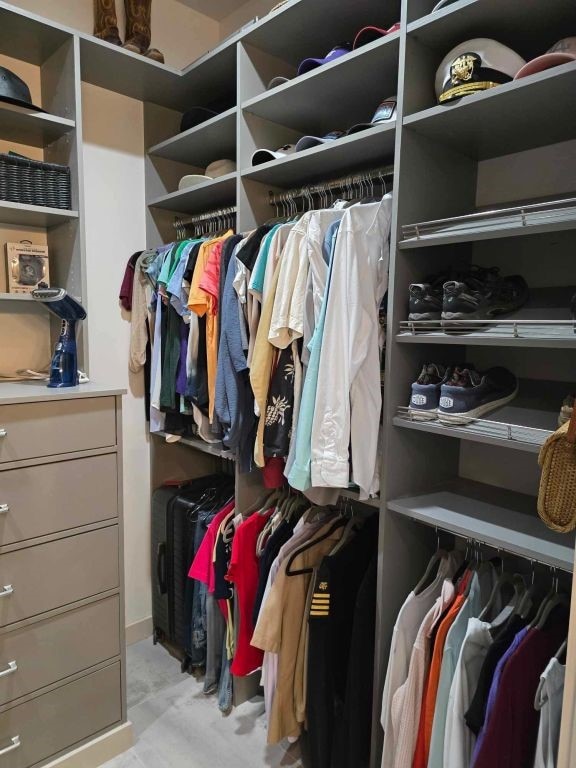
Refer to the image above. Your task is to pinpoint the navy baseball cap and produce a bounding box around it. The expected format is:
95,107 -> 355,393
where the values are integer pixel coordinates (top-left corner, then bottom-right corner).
346,97 -> 397,135
297,43 -> 352,76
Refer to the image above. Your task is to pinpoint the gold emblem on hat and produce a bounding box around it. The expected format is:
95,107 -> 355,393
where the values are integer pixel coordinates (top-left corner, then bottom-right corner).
451,54 -> 477,84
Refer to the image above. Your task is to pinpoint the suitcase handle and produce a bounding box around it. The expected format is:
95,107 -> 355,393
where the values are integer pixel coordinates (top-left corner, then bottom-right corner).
156,542 -> 167,594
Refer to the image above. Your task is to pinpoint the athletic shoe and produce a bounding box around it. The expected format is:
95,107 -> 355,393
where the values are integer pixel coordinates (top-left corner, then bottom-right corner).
558,394 -> 575,427
408,268 -> 460,324
438,366 -> 518,425
408,363 -> 448,421
442,268 -> 529,326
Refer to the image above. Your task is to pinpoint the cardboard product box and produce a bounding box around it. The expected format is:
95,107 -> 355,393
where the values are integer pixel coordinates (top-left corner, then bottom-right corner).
6,242 -> 49,294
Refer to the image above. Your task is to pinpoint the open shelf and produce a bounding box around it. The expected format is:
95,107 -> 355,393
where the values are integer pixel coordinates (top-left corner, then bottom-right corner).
0,200 -> 79,228
241,123 -> 395,187
406,0 -> 575,55
0,2 -> 72,64
243,0 -> 400,62
399,197 -> 576,248
151,430 -> 235,461
397,288 -> 576,348
388,478 -> 575,571
403,61 -> 576,160
394,402 -> 557,455
0,293 -> 35,302
242,32 -> 400,134
0,104 -> 75,148
147,108 -> 237,166
147,173 -> 237,214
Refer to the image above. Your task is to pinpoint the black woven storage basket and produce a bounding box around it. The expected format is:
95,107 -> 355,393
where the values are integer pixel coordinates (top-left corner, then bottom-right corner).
0,153 -> 72,210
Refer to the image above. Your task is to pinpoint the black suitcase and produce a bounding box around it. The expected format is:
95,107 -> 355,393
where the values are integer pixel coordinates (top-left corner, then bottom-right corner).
151,475 -> 233,662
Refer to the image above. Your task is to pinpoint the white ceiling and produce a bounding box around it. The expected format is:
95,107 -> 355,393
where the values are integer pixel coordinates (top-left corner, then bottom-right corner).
176,0 -> 251,21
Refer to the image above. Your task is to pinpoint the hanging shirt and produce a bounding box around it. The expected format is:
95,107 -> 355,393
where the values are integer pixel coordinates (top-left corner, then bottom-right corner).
443,617 -> 492,768
288,220 -> 340,493
380,553 -> 460,768
391,579 -> 456,768
249,225 -> 282,300
226,508 -> 274,676
472,613 -> 569,768
428,565 -> 498,768
310,196 -> 393,499
188,232 -> 233,421
189,500 -> 235,594
464,613 -> 527,735
252,521 -> 345,744
533,657 -> 566,768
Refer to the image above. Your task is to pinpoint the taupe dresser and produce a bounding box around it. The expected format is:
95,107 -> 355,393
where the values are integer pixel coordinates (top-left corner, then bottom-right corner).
0,384 -> 127,768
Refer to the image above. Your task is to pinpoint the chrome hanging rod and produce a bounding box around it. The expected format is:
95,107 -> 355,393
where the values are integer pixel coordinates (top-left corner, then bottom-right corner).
173,205 -> 237,229
268,164 -> 394,206
413,519 -> 573,574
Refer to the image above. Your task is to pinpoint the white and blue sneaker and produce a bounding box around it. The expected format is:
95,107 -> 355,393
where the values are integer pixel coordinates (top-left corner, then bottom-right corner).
408,363 -> 449,421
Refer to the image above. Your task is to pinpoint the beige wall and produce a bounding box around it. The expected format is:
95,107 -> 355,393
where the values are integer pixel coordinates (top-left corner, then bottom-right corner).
81,83 -> 152,633
10,0 -> 220,69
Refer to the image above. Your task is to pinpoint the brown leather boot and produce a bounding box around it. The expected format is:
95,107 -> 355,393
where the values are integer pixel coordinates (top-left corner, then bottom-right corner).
123,0 -> 164,62
93,0 -> 122,46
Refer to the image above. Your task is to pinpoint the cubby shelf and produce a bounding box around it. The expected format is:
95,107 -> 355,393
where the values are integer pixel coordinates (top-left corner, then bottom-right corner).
406,0 -> 575,54
242,0 -> 399,61
0,292 -> 34,302
147,108 -> 237,166
241,122 -> 395,187
0,104 -> 75,148
388,479 -> 575,571
151,430 -> 235,461
147,173 -> 237,214
403,60 -> 576,160
0,200 -> 79,228
242,31 -> 400,134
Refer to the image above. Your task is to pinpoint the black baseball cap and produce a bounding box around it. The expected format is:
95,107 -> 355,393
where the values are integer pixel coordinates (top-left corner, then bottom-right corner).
0,66 -> 43,111
180,107 -> 218,133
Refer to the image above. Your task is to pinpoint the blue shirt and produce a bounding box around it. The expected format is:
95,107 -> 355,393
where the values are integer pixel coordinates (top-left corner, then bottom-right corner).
288,220 -> 340,491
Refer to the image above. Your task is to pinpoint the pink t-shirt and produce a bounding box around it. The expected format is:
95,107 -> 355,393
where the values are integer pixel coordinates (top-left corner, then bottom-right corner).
227,508 -> 274,676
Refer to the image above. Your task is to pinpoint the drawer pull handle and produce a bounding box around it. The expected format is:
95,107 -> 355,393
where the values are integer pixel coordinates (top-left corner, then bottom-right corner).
0,736 -> 20,756
0,661 -> 17,678
0,585 -> 13,598
0,505 -> 8,514
0,429 -> 6,438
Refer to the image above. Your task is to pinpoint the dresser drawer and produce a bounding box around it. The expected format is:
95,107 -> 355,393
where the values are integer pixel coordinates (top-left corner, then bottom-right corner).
0,596 -> 120,706
0,455 -> 118,546
0,527 -> 119,628
0,398 -> 116,464
0,663 -> 121,768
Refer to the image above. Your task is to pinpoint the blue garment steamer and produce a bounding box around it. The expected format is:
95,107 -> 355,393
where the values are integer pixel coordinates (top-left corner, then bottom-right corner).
31,285 -> 87,388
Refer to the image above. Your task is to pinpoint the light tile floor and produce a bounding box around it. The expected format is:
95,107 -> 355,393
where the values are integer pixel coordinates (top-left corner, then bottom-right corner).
102,639 -> 303,768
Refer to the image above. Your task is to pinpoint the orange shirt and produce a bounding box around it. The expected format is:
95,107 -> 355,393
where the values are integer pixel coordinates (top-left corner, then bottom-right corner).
413,572 -> 471,768
188,232 -> 232,422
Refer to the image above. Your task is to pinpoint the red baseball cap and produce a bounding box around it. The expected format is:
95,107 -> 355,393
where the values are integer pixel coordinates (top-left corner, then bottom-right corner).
515,37 -> 576,79
353,23 -> 400,50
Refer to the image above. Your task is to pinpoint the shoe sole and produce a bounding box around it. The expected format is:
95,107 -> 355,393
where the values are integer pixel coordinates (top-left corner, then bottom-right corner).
437,387 -> 518,425
441,304 -> 526,328
408,312 -> 442,328
407,408 -> 438,422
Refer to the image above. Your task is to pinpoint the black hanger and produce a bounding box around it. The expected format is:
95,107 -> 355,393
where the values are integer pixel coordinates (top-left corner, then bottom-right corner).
285,518 -> 347,576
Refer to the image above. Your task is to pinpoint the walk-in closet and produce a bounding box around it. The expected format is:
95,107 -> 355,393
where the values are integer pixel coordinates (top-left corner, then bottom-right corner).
0,1 -> 575,768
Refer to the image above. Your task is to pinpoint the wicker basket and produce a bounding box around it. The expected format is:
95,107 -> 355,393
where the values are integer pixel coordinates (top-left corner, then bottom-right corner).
0,153 -> 71,210
537,408 -> 576,532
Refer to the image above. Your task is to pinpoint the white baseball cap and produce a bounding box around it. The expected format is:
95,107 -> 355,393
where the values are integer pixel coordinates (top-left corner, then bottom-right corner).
515,38 -> 576,79
435,39 -> 526,104
178,159 -> 236,190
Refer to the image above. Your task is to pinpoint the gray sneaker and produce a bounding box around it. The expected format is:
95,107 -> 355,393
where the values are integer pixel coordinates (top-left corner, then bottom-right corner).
408,363 -> 448,421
